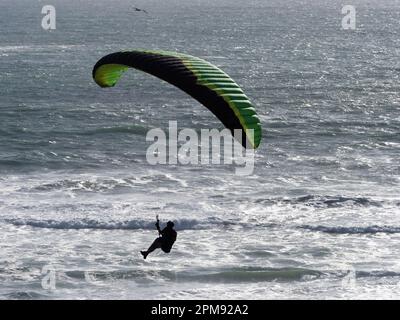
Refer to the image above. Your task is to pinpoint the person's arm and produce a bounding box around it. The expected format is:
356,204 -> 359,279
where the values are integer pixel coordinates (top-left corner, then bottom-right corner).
159,227 -> 166,236
155,219 -> 162,235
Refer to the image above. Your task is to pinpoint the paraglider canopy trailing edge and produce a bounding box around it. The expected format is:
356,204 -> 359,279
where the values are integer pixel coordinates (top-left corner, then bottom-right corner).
92,49 -> 262,149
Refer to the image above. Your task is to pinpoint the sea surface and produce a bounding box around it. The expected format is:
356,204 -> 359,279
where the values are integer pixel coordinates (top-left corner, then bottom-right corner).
1,0 -> 400,299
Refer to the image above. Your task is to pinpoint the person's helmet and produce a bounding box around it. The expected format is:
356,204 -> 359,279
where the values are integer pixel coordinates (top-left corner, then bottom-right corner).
167,221 -> 175,228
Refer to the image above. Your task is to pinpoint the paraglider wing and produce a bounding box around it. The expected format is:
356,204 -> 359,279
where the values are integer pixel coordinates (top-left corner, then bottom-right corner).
92,50 -> 261,149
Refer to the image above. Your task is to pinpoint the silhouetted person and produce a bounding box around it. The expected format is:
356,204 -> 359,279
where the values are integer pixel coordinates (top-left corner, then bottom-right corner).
141,219 -> 177,259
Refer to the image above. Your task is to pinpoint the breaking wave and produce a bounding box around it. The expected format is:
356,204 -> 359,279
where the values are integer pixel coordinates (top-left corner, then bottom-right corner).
300,225 -> 400,234
255,195 -> 384,208
4,217 -> 240,231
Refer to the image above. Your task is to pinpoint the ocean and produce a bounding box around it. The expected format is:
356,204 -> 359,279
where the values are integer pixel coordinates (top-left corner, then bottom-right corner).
1,0 -> 400,299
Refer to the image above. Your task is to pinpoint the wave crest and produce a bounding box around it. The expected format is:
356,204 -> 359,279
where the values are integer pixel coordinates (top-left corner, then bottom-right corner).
4,217 -> 235,231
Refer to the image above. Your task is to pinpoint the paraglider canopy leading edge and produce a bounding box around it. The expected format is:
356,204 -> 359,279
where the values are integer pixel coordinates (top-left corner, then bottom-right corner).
92,49 -> 262,149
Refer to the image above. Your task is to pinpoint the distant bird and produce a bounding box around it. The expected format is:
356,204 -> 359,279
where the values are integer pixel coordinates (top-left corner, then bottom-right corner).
132,6 -> 148,14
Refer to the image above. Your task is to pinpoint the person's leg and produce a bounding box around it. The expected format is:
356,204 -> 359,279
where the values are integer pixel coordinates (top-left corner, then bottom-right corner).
146,237 -> 163,253
141,238 -> 162,259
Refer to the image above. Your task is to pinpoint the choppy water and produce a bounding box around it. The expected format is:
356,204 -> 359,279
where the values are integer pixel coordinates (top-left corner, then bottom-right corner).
1,0 -> 400,299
